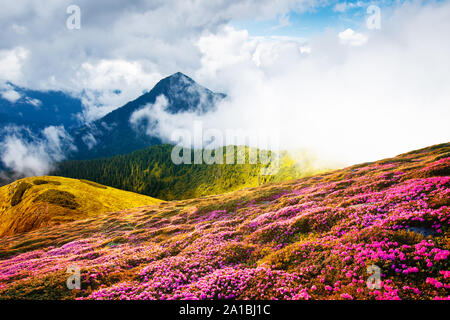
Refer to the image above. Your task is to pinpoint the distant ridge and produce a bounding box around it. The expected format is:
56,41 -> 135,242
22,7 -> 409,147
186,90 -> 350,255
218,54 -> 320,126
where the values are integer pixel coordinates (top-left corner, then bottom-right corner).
70,72 -> 226,159
0,84 -> 84,129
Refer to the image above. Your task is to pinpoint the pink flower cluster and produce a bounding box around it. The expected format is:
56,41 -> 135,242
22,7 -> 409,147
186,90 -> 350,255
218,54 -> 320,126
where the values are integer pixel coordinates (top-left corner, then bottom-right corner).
0,150 -> 448,300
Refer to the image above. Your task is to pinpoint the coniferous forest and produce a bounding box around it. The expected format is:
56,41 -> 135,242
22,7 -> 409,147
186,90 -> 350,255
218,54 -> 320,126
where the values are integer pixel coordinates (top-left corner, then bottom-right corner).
54,144 -> 321,200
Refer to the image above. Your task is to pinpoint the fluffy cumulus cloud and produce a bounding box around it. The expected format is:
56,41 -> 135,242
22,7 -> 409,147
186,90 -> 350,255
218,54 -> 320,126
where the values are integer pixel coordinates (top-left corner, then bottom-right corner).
0,0 -> 316,121
136,1 -> 450,165
338,28 -> 368,46
75,59 -> 163,122
0,0 -> 318,179
1,88 -> 21,103
0,47 -> 29,82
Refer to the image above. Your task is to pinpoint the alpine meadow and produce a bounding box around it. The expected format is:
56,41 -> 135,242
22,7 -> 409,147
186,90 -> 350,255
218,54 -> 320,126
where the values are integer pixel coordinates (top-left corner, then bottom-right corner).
0,0 -> 448,310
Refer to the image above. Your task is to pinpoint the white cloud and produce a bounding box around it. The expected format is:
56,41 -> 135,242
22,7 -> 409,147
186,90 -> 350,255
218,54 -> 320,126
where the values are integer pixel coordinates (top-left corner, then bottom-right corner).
161,2 -> 450,165
338,28 -> 368,46
334,2 -> 348,13
0,47 -> 29,82
1,89 -> 21,103
0,135 -> 51,176
75,59 -> 162,122
0,0 -> 317,122
24,97 -> 42,108
333,1 -> 364,13
42,125 -> 76,159
11,24 -> 27,35
272,13 -> 292,30
197,27 -> 308,81
0,0 -> 449,169
0,125 -> 75,177
129,95 -> 170,137
77,60 -> 160,93
0,82 -> 22,103
197,27 -> 257,77
81,132 -> 97,150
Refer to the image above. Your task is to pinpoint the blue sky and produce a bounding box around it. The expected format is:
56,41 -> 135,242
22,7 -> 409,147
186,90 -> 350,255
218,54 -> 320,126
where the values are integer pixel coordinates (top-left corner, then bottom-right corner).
231,0 -> 400,38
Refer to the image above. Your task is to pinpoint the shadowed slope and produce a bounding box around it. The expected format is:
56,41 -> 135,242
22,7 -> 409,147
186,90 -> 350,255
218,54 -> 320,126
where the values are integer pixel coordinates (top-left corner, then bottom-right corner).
70,73 -> 226,160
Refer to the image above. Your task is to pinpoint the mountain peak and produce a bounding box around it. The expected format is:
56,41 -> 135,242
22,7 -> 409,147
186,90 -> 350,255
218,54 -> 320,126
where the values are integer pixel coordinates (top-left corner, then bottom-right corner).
169,71 -> 191,79
155,72 -> 195,89
71,73 -> 226,159
157,72 -> 194,86
148,72 -> 224,114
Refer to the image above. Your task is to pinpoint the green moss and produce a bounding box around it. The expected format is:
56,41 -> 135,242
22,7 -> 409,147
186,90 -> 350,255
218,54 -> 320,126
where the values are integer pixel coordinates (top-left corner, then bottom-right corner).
11,182 -> 32,206
33,189 -> 80,209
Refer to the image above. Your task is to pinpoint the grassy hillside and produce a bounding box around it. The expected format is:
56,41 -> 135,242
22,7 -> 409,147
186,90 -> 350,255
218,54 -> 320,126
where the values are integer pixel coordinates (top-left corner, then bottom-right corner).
0,176 -> 161,237
0,142 -> 448,300
53,144 -> 329,200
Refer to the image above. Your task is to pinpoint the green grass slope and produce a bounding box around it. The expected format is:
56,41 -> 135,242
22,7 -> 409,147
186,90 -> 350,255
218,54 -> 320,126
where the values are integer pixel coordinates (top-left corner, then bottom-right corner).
0,142 -> 448,300
0,176 -> 161,237
53,144 -> 330,200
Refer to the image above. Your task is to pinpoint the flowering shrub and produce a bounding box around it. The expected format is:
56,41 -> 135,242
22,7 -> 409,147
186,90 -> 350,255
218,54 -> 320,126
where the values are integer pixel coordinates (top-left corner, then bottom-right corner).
0,144 -> 449,300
